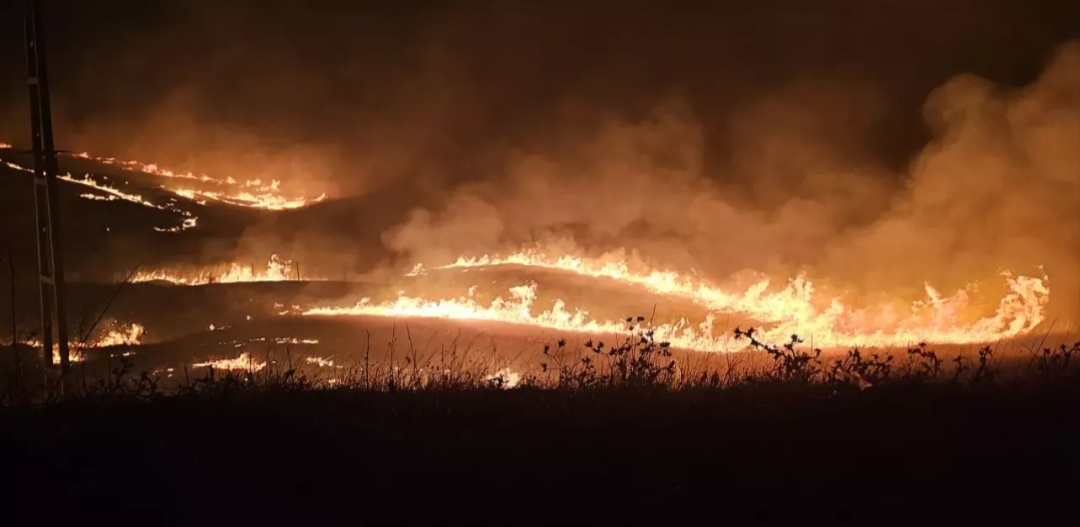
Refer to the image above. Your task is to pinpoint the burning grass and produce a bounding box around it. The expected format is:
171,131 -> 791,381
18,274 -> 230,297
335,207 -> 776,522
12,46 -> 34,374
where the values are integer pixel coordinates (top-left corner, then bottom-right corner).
394,249 -> 1053,348
127,244 -> 1051,350
0,146 -> 328,236
131,253 -> 303,285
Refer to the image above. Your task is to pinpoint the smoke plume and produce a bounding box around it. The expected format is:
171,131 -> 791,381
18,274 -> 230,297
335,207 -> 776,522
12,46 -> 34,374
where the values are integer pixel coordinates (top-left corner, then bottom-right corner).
382,41 -> 1080,321
0,1 -> 1077,322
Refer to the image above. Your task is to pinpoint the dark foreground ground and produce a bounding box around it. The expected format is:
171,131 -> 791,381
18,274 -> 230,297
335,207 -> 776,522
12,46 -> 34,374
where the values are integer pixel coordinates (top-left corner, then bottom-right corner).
2,381 -> 1078,524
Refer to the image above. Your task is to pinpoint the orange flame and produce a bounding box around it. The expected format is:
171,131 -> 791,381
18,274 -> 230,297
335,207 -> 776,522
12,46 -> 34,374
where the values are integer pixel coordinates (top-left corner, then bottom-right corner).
132,254 -> 301,285
90,323 -> 146,348
17,323 -> 146,364
193,352 -> 267,371
71,151 -> 326,210
3,146 -> 325,234
2,159 -> 199,231
309,249 -> 1050,350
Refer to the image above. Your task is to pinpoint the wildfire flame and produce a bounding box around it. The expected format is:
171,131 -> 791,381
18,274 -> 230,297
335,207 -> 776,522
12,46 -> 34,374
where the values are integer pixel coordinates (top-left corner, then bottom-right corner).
305,249 -> 1050,350
2,159 -> 199,231
4,141 -> 1056,351
17,323 -> 146,364
486,367 -> 523,388
192,352 -> 333,373
91,323 -> 147,348
71,151 -> 326,211
434,250 -> 1049,335
193,352 -> 267,371
60,173 -> 200,231
2,146 -> 326,234
305,356 -> 337,368
104,239 -> 1056,351
228,337 -> 319,346
132,254 -> 300,285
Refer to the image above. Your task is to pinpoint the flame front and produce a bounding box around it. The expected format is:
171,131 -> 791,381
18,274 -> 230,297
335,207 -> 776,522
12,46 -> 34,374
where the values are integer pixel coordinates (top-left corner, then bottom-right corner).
3,143 -> 1056,351
2,159 -> 199,231
301,283 -> 717,345
21,323 -> 146,364
307,249 -> 1050,350
72,151 -> 326,211
90,323 -> 146,348
2,146 -> 326,234
446,250 -> 1050,346
193,352 -> 267,371
132,254 -> 300,285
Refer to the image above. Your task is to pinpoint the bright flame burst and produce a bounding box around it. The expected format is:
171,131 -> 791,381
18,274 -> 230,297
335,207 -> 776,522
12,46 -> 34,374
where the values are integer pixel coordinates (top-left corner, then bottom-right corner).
132,254 -> 300,285
485,367 -> 522,388
61,173 -> 200,232
91,323 -> 147,348
2,159 -> 198,231
23,323 -> 146,364
304,249 -> 1050,350
193,352 -> 266,372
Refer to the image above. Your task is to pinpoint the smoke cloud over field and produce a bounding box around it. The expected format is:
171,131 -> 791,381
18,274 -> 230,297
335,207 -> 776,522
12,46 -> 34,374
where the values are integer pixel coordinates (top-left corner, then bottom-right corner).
383,41 -> 1080,320
0,1 -> 1077,321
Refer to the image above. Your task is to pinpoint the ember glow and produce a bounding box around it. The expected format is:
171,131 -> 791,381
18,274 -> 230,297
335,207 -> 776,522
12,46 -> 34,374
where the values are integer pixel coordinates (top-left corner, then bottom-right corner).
304,250 -> 1050,350
431,249 -> 1049,336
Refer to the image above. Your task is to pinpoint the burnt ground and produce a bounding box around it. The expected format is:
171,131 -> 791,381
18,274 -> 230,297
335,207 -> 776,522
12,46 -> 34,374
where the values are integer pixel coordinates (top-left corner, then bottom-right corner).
1,382 -> 1078,523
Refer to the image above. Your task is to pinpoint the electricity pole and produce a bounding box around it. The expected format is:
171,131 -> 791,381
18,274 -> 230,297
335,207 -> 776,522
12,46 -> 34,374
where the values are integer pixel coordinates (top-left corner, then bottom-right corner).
24,0 -> 71,376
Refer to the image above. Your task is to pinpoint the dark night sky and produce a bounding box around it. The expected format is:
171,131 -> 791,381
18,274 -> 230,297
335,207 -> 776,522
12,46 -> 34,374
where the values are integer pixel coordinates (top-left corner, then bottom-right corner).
0,0 -> 1077,188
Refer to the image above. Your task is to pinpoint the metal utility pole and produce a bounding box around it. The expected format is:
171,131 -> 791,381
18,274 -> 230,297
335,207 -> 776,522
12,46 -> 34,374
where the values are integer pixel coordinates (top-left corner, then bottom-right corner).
24,0 -> 71,375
